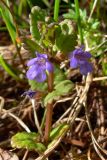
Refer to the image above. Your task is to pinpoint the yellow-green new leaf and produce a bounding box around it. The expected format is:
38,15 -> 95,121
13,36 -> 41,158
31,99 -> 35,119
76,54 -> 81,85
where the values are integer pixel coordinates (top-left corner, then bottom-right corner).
11,132 -> 46,153
0,0 -> 16,44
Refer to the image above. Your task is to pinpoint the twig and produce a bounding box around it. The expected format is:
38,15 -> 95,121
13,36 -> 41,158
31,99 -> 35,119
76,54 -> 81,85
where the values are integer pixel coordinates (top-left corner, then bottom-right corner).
0,96 -> 5,114
22,150 -> 29,160
31,99 -> 42,136
53,93 -> 78,127
88,0 -> 98,22
2,109 -> 31,133
85,100 -> 107,159
93,76 -> 107,81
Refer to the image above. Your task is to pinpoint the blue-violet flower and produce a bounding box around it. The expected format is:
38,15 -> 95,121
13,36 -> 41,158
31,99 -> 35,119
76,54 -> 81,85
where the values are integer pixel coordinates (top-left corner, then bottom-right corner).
22,90 -> 37,98
70,47 -> 93,75
26,52 -> 54,82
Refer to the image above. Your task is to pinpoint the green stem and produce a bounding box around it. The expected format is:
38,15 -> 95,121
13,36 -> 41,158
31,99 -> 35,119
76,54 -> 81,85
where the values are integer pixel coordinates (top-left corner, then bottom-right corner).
44,72 -> 54,144
74,0 -> 83,44
41,109 -> 46,129
54,0 -> 60,22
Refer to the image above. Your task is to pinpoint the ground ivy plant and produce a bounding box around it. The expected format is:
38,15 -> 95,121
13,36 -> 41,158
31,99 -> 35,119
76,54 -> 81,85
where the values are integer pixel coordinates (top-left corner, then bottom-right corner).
11,2 -> 93,156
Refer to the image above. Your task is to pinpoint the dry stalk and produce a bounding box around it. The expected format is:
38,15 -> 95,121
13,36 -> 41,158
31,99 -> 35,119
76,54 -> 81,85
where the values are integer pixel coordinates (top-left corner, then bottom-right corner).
2,109 -> 31,133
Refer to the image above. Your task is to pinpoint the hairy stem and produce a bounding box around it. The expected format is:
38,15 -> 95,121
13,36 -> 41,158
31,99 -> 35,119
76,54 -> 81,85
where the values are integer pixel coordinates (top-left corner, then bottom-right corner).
44,72 -> 54,143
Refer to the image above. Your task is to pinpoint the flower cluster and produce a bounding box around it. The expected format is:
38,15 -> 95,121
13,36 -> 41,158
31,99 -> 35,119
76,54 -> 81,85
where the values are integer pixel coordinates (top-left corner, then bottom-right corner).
26,53 -> 54,82
26,47 -> 93,84
69,47 -> 93,75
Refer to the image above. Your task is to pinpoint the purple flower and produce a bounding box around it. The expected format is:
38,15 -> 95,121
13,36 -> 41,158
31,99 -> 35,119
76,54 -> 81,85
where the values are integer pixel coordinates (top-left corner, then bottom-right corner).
22,90 -> 37,98
26,53 -> 54,82
70,47 -> 93,75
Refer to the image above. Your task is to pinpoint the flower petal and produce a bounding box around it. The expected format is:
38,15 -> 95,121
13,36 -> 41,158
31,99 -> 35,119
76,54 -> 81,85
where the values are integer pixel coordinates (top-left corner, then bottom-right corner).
80,62 -> 93,75
84,51 -> 92,58
73,48 -> 92,60
70,57 -> 78,68
35,70 -> 47,82
46,61 -> 54,72
72,49 -> 80,56
27,58 -> 37,66
36,52 -> 48,59
26,66 -> 38,80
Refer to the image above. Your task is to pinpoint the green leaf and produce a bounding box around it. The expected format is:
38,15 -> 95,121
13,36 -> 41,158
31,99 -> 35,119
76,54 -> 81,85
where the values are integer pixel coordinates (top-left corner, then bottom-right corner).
102,61 -> 107,75
50,123 -> 68,140
30,6 -> 47,41
48,124 -> 69,148
41,23 -> 59,48
26,0 -> 33,8
11,132 -> 46,152
18,0 -> 27,16
54,80 -> 74,94
0,0 -> 16,44
28,80 -> 47,91
54,66 -> 67,85
23,38 -> 44,56
44,90 -> 60,106
63,9 -> 76,20
44,80 -> 73,106
54,19 -> 77,53
0,54 -> 21,81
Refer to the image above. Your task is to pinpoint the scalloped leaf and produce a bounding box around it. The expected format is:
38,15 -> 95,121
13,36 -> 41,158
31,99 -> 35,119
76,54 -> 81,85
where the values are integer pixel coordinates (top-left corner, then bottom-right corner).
54,19 -> 77,53
11,132 -> 46,153
44,80 -> 73,106
28,80 -> 47,91
40,23 -> 59,48
44,90 -> 60,106
54,80 -> 74,94
29,6 -> 47,41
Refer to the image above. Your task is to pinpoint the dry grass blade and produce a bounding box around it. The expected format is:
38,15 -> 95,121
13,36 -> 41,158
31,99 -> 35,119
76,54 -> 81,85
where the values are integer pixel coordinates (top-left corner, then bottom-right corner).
0,96 -> 5,113
85,101 -> 107,159
2,109 -> 31,133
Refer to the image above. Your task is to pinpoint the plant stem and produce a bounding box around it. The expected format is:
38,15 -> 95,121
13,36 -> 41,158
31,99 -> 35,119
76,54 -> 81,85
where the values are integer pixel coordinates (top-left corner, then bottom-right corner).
44,103 -> 53,143
54,0 -> 60,22
1,0 -> 26,72
15,42 -> 27,72
74,0 -> 83,44
44,72 -> 54,144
